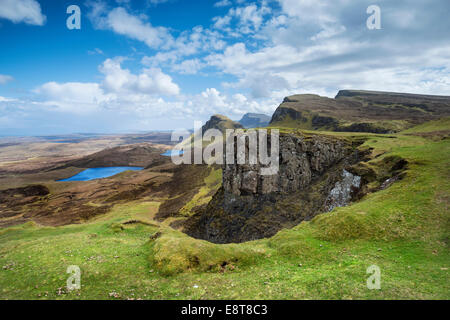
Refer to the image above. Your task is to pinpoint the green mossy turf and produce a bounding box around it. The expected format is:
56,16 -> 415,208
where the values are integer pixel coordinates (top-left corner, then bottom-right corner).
0,121 -> 449,300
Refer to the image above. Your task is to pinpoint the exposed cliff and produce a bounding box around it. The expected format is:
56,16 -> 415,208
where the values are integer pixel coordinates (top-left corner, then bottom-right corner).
184,132 -> 368,243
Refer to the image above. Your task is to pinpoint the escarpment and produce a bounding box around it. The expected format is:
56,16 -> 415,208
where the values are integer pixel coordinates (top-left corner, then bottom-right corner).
184,132 -> 369,243
269,90 -> 450,133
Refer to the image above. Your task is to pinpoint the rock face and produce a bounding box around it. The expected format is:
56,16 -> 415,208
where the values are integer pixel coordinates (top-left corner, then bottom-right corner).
184,133 -> 364,243
223,134 -> 352,196
238,113 -> 271,128
325,169 -> 361,212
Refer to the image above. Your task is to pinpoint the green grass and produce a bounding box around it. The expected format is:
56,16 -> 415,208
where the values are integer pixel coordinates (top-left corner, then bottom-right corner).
0,122 -> 449,300
269,112 -> 412,133
179,167 -> 222,217
402,117 -> 450,133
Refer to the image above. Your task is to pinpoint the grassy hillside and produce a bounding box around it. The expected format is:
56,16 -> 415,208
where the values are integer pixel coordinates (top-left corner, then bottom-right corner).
0,121 -> 449,300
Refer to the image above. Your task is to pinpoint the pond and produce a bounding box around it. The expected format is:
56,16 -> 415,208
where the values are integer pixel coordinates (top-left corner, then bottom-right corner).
161,149 -> 184,156
58,167 -> 143,182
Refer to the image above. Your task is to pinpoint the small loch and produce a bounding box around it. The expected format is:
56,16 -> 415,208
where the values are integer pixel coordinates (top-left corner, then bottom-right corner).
58,167 -> 143,182
161,150 -> 184,156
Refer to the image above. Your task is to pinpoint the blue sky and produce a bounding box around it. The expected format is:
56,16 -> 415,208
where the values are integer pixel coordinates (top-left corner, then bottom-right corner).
0,0 -> 449,135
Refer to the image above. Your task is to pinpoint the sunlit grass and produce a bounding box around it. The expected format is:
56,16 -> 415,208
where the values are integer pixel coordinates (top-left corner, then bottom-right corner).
0,121 -> 449,300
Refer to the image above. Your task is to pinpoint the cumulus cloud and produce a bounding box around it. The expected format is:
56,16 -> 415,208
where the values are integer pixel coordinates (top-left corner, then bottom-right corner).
141,26 -> 225,72
0,0 -> 46,25
187,87 -> 276,118
171,59 -> 204,75
87,3 -> 173,49
201,0 -> 450,98
34,82 -> 107,113
32,58 -> 180,116
212,2 -> 271,35
87,3 -> 225,62
107,7 -> 173,48
99,58 -> 180,95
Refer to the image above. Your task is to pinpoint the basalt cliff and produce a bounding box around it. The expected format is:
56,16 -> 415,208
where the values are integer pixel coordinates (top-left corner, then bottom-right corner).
184,132 -> 376,243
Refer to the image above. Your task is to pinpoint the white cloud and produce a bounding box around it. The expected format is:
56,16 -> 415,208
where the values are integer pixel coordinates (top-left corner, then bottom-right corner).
188,87 -> 275,118
0,0 -> 46,25
87,48 -> 104,55
0,95 -> 17,102
32,57 -> 181,116
88,4 -> 226,64
35,82 -> 106,113
99,58 -> 180,96
0,74 -> 13,84
142,51 -> 178,67
141,26 -> 225,73
107,7 -> 173,48
29,61 -> 275,125
231,4 -> 271,33
171,59 -> 204,75
87,5 -> 173,49
201,0 -> 450,99
36,82 -> 103,101
214,0 -> 232,8
213,15 -> 231,29
213,2 -> 272,35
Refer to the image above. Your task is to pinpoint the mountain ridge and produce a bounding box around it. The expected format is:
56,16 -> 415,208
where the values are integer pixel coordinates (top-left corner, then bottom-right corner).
270,89 -> 450,133
238,113 -> 271,128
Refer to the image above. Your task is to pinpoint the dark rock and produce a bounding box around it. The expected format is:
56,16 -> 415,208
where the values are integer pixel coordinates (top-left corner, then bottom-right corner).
184,132 -> 363,243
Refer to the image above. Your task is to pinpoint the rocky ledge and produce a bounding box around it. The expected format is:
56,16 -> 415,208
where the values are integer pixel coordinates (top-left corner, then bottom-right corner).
184,132 -> 367,243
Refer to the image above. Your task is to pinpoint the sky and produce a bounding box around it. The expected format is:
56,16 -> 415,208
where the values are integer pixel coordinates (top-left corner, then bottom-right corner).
0,0 -> 449,136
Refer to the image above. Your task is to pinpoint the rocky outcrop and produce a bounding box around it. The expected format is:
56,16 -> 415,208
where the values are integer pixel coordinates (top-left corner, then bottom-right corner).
202,114 -> 243,134
184,132 -> 366,243
223,134 -> 354,196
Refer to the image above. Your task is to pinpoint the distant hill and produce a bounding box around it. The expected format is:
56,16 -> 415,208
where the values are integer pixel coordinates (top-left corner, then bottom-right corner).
270,90 -> 450,133
238,113 -> 271,128
202,114 -> 243,133
59,144 -> 164,168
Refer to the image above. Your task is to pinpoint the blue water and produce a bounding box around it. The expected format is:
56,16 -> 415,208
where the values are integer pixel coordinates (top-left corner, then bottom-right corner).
58,167 -> 143,182
161,150 -> 184,156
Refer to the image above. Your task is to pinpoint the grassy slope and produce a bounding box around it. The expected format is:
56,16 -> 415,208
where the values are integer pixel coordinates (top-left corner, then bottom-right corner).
269,112 -> 411,132
0,122 -> 449,300
178,167 -> 222,217
401,117 -> 450,133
